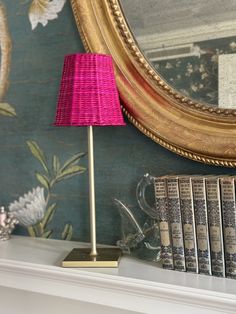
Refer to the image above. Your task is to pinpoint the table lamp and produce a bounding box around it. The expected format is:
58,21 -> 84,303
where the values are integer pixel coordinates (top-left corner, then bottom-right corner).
54,53 -> 126,267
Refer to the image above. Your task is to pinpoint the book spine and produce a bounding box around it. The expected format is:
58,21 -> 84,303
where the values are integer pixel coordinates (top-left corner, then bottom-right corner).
206,177 -> 225,277
221,177 -> 236,279
191,177 -> 211,275
179,177 -> 198,273
167,177 -> 185,271
154,177 -> 174,270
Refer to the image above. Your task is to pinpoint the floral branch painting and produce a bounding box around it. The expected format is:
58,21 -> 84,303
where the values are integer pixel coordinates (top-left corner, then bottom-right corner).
0,0 -> 68,117
0,1 -> 85,241
9,140 -> 86,240
28,0 -> 67,30
0,2 -> 16,117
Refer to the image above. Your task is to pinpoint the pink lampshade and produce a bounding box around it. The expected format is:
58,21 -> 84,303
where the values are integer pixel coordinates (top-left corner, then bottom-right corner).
54,53 -> 126,126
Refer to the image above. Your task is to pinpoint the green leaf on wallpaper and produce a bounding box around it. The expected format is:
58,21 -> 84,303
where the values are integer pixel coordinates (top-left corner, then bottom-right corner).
27,226 -> 36,237
42,230 -> 53,238
35,172 -> 50,190
41,203 -> 57,229
60,152 -> 86,173
62,223 -> 73,240
26,140 -> 49,173
55,165 -> 86,182
52,155 -> 60,175
0,103 -> 16,116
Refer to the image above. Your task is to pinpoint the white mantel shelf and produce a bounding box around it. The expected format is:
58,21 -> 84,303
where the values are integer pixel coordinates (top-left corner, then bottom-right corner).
0,236 -> 236,314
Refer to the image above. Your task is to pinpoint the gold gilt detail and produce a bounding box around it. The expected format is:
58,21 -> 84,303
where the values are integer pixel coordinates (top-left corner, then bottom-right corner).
122,106 -> 236,168
70,0 -> 236,167
108,0 -> 236,117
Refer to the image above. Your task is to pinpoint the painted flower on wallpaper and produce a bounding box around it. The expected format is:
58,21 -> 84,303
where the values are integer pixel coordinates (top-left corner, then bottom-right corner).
0,3 -> 16,117
9,187 -> 46,227
29,0 -> 66,30
230,41 -> 236,51
0,103 -> 16,116
15,140 -> 86,240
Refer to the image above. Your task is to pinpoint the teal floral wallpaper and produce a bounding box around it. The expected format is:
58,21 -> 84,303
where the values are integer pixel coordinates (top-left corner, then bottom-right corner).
1,1 -> 236,254
0,0 -> 89,241
9,140 -> 86,239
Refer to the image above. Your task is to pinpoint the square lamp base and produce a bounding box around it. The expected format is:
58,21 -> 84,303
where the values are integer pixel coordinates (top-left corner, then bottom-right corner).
62,247 -> 122,268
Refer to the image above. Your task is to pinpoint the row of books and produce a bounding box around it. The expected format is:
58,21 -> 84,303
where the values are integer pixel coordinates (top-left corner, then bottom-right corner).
154,175 -> 236,279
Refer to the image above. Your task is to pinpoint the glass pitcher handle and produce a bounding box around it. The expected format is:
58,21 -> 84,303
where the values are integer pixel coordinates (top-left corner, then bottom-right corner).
136,173 -> 157,219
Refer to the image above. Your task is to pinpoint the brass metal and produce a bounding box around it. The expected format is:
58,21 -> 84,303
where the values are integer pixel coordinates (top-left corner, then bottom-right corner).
62,127 -> 122,268
71,0 -> 236,167
88,126 -> 97,257
62,247 -> 122,267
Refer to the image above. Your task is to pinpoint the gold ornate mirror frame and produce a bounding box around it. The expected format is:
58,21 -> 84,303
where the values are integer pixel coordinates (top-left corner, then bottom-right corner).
71,0 -> 236,167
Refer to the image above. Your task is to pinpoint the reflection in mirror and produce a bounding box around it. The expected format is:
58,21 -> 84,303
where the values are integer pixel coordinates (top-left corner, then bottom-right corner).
120,0 -> 236,108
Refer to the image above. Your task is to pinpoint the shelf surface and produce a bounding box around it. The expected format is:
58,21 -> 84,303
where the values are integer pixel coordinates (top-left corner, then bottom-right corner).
0,236 -> 236,314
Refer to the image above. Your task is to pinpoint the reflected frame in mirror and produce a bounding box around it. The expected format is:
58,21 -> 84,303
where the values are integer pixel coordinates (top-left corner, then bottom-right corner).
71,0 -> 236,167
120,0 -> 236,109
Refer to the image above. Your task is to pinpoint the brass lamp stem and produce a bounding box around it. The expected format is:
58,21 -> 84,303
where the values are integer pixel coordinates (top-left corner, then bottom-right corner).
88,125 -> 97,257
62,125 -> 121,267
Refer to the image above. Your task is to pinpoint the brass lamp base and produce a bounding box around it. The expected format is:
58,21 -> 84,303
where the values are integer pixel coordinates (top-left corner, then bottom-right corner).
62,247 -> 122,268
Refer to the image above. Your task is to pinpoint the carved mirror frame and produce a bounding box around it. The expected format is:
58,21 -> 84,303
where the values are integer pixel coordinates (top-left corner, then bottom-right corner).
71,0 -> 236,167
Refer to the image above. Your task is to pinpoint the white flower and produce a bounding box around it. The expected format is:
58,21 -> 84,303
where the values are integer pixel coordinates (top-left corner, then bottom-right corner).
201,73 -> 208,80
191,45 -> 204,58
185,63 -> 193,77
230,42 -> 236,50
211,55 -> 218,63
190,84 -> 198,92
176,61 -> 181,67
29,0 -> 66,30
199,64 -> 205,73
165,62 -> 173,69
9,187 -> 46,226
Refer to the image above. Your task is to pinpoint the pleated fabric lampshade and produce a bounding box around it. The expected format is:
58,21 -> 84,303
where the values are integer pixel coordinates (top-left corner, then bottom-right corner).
54,53 -> 126,126
54,53 -> 125,268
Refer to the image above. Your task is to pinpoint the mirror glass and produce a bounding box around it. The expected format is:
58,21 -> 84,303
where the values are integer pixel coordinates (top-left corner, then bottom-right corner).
120,0 -> 236,108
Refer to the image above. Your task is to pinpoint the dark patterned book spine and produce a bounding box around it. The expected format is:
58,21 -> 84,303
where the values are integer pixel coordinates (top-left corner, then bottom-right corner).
191,177 -> 212,275
206,177 -> 225,277
154,177 -> 174,270
179,177 -> 198,273
221,177 -> 236,279
167,177 -> 185,271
